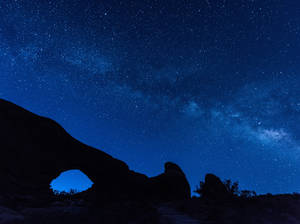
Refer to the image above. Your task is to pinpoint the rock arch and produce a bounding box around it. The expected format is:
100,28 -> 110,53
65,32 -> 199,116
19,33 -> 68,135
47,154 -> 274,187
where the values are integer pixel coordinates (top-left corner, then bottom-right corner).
0,99 -> 191,202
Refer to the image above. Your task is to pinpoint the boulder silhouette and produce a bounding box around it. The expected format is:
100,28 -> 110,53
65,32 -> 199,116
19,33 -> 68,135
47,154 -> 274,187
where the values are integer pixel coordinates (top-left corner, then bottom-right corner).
150,162 -> 191,201
201,174 -> 229,200
0,99 -> 190,202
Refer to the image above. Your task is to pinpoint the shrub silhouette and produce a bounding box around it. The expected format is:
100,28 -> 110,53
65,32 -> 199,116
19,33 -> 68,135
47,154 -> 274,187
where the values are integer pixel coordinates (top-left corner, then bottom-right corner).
240,190 -> 257,198
194,177 -> 256,199
194,181 -> 205,197
50,188 -> 79,201
223,179 -> 239,196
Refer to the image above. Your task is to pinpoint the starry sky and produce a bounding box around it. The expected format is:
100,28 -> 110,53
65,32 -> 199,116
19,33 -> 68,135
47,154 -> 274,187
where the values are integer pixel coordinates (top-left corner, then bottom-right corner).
1,0 -> 300,194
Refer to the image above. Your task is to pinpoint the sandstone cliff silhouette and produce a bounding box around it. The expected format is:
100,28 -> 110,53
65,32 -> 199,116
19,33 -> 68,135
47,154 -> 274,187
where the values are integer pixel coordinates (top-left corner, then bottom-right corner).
0,99 -> 190,203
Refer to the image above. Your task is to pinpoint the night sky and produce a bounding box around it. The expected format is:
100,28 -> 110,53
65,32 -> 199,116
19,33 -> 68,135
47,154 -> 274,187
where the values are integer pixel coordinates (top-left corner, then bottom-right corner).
1,0 -> 300,194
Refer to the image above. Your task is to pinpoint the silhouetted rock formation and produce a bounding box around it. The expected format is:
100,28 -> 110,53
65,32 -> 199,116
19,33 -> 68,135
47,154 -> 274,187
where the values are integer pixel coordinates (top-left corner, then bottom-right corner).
200,174 -> 229,200
0,99 -> 190,203
150,162 -> 191,201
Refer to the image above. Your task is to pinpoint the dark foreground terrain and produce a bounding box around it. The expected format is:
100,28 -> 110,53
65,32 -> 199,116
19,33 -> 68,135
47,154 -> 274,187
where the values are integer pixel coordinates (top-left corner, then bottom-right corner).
169,194 -> 300,224
0,194 -> 159,224
1,192 -> 300,224
0,98 -> 300,224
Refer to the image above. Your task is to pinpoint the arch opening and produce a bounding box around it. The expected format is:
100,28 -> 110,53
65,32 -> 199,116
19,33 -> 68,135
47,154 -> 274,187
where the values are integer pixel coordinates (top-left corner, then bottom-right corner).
50,169 -> 94,193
